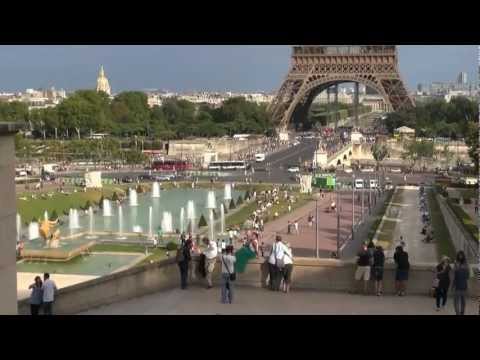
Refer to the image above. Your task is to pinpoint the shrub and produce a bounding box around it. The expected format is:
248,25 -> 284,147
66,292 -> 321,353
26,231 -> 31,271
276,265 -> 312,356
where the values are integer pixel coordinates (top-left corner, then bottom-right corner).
98,195 -> 104,208
111,192 -> 119,201
212,209 -> 218,220
244,190 -> 250,200
223,205 -> 228,214
237,195 -> 244,206
49,210 -> 59,221
198,214 -> 207,227
166,241 -> 178,251
229,199 -> 236,210
32,217 -> 38,223
84,200 -> 91,210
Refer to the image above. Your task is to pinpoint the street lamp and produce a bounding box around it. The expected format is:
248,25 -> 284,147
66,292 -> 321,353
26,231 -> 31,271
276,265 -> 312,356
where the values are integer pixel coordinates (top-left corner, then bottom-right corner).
315,197 -> 319,259
352,173 -> 355,241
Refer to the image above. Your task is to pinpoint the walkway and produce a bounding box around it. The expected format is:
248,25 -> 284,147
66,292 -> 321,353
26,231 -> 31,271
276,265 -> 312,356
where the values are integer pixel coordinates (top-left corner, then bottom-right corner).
257,192 -> 363,258
79,286 -> 478,315
391,187 -> 437,263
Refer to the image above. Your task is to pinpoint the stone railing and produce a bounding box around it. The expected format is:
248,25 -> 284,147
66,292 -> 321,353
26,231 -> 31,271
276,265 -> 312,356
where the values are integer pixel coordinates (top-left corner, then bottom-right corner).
18,256 -> 478,315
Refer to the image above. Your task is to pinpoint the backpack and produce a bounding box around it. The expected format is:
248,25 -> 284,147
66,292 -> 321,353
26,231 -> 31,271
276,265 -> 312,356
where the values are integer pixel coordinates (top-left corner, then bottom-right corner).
176,247 -> 185,263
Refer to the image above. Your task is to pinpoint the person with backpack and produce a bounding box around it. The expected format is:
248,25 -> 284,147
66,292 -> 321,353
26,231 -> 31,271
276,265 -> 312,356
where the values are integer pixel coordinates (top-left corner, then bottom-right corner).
452,251 -> 470,315
268,235 -> 287,291
372,246 -> 385,296
434,256 -> 451,312
220,245 -> 236,304
176,237 -> 193,290
394,246 -> 410,296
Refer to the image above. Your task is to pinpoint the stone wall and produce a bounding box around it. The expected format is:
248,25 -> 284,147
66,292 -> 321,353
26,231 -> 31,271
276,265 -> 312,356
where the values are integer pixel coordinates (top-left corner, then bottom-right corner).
0,124 -> 20,315
17,256 -> 478,314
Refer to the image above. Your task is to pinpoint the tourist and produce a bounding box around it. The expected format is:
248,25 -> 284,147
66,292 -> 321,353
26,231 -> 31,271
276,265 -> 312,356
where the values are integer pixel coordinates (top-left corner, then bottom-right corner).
294,220 -> 299,235
42,273 -> 57,315
203,237 -> 218,289
354,244 -> 371,294
28,276 -> 43,316
307,213 -> 314,227
268,235 -> 287,291
220,245 -> 236,304
372,246 -> 385,296
177,237 -> 193,290
287,220 -> 292,234
452,251 -> 470,315
393,246 -> 410,296
434,256 -> 451,312
288,204 -> 291,212
282,243 -> 293,293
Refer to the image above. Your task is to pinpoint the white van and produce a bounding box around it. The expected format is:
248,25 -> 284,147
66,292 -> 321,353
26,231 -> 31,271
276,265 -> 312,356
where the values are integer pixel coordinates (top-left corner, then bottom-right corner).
369,179 -> 378,189
255,153 -> 266,162
355,179 -> 364,189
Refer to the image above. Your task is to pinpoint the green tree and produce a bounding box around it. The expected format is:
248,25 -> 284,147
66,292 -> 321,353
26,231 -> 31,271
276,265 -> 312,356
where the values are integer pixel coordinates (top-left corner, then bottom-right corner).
198,214 -> 207,227
371,142 -> 389,170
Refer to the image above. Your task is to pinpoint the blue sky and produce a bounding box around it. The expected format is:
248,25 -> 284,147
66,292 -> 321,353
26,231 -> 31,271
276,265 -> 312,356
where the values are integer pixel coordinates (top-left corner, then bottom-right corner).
0,45 -> 476,92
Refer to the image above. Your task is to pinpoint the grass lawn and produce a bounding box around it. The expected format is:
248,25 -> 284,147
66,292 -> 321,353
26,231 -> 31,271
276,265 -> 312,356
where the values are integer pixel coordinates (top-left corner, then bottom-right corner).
367,190 -> 394,246
446,199 -> 479,243
16,186 -> 128,224
374,189 -> 402,249
428,189 -> 456,260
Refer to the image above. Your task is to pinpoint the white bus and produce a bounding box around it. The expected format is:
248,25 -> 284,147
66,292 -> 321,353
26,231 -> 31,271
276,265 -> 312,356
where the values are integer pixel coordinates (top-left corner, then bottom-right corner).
255,153 -> 266,162
208,161 -> 247,171
354,179 -> 364,189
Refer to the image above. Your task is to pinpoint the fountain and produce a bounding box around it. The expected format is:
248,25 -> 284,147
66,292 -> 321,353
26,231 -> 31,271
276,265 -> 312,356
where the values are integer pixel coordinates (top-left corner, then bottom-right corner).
28,222 -> 39,240
129,188 -> 138,206
209,209 -> 215,242
16,214 -> 21,243
69,208 -> 80,230
206,191 -> 217,210
179,207 -> 185,234
148,206 -> 153,239
103,199 -> 112,217
161,211 -> 173,233
86,206 -> 97,239
152,182 -> 160,198
118,205 -> 126,240
44,210 -> 49,222
224,183 -> 232,202
187,200 -> 196,233
220,203 -> 225,235
205,191 -> 217,242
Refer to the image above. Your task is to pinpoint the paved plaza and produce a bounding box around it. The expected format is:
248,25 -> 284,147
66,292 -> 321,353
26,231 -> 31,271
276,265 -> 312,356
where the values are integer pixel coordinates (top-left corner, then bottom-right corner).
257,192 -> 364,258
80,286 -> 478,315
391,187 -> 437,263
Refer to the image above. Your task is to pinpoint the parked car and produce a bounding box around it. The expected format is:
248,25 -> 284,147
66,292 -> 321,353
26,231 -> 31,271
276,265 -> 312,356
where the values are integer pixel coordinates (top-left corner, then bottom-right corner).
354,179 -> 364,189
390,168 -> 402,173
287,166 -> 300,173
361,167 -> 375,173
121,176 -> 134,183
154,174 -> 175,181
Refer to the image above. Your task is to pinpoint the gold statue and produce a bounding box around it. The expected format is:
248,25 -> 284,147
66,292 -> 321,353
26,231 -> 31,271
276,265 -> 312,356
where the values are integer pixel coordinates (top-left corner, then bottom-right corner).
39,218 -> 60,247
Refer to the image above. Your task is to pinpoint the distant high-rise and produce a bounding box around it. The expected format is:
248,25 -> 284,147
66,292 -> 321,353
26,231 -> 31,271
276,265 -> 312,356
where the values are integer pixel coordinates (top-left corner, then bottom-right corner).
456,71 -> 467,85
96,65 -> 111,96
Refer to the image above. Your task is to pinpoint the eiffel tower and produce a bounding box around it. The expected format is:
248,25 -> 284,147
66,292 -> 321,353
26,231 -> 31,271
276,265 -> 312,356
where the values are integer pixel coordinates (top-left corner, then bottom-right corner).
268,46 -> 414,135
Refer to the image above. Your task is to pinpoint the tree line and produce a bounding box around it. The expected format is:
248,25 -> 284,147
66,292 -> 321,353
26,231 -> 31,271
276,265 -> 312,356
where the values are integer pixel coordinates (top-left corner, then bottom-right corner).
2,90 -> 273,140
384,97 -> 479,170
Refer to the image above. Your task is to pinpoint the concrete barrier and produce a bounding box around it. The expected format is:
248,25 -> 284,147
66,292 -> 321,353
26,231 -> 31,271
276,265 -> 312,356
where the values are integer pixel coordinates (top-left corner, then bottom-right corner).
18,256 -> 478,314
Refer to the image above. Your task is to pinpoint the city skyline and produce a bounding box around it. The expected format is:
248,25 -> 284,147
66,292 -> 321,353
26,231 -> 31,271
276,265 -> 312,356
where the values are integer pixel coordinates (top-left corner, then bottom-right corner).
0,45 -> 477,93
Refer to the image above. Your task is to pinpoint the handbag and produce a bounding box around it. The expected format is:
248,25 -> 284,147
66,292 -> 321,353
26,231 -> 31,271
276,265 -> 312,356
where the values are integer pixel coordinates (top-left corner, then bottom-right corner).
222,255 -> 236,281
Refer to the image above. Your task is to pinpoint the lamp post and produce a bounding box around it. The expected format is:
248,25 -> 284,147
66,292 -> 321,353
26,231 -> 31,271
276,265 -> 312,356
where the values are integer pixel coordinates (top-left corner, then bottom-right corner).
315,197 -> 319,259
352,173 -> 355,241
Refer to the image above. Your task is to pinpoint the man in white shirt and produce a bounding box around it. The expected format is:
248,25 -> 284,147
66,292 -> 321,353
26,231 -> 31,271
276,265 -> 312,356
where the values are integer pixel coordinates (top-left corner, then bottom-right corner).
42,273 -> 57,315
202,237 -> 218,289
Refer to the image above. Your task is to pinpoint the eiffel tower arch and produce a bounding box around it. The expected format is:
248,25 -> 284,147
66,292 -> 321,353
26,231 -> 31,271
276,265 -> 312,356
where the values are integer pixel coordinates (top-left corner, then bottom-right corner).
268,46 -> 414,133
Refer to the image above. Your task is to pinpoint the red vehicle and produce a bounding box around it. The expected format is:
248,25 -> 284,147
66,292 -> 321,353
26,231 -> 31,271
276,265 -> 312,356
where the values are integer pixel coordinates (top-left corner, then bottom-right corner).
151,160 -> 191,171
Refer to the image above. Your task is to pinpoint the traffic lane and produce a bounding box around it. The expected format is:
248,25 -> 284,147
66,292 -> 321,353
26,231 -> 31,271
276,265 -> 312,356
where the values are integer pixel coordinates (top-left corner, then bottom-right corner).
336,171 -> 435,185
